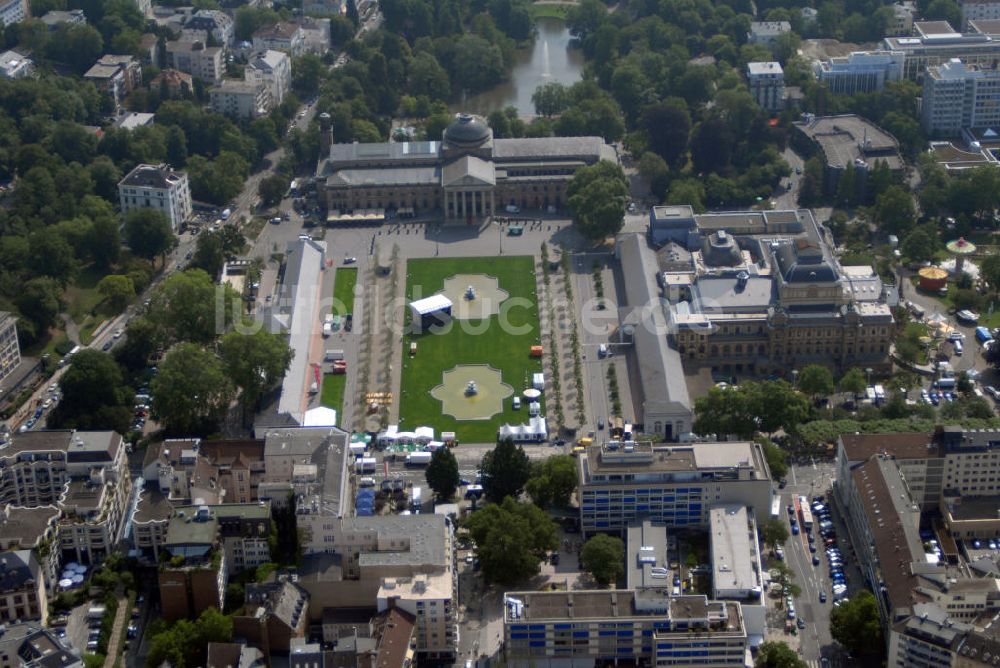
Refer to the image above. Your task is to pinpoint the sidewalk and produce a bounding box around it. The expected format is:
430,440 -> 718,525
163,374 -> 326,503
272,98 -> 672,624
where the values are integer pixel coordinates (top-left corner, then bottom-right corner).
102,594 -> 128,668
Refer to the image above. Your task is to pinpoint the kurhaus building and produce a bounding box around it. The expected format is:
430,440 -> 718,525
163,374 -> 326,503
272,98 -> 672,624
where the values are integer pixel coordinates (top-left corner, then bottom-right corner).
315,113 -> 617,221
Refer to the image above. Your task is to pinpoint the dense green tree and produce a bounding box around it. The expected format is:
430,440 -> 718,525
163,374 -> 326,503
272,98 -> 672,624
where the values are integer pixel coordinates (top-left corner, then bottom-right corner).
28,228 -> 77,285
693,381 -> 809,438
480,438 -> 531,503
425,447 -> 460,500
97,274 -> 135,312
87,213 -> 122,271
641,101 -> 690,169
190,230 -> 225,279
258,174 -> 287,207
452,35 -> 506,92
580,534 -> 624,586
900,225 -> 938,264
125,209 -> 175,264
147,269 -> 237,345
525,455 -> 577,508
759,438 -> 788,479
798,364 -> 834,399
465,497 -> 558,585
532,82 -> 569,118
690,117 -> 734,174
830,590 -> 885,660
218,329 -> 293,413
872,185 -> 916,236
114,317 -> 158,372
667,178 -> 706,212
15,277 -> 64,343
838,367 -> 867,397
408,52 -> 451,101
755,641 -> 807,668
151,342 -> 234,435
49,349 -> 131,433
760,518 -> 790,553
637,152 -> 669,200
566,160 -> 628,240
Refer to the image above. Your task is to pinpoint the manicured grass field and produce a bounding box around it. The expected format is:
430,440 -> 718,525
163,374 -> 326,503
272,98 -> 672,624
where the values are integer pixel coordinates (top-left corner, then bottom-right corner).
321,373 -> 347,416
399,256 -> 543,442
332,268 -> 357,316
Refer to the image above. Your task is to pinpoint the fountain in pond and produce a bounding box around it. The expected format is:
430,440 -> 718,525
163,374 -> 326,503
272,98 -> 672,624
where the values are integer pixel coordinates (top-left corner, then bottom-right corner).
465,381 -> 479,396
542,40 -> 551,77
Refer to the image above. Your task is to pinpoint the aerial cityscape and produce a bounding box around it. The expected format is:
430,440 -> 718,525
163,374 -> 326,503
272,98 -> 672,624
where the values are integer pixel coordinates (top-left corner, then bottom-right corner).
5,0 -> 1000,666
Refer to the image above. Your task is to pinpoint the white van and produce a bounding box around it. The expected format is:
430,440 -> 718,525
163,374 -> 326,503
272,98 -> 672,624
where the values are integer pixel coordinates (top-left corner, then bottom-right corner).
512,396 -> 521,409
598,344 -> 608,358
954,340 -> 964,356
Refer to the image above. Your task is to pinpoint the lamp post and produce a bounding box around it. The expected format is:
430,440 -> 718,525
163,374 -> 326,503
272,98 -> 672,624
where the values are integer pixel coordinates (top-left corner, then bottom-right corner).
865,367 -> 873,386
791,369 -> 799,389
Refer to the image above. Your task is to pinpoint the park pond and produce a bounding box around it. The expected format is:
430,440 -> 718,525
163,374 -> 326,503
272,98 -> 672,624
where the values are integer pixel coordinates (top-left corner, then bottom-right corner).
453,17 -> 584,118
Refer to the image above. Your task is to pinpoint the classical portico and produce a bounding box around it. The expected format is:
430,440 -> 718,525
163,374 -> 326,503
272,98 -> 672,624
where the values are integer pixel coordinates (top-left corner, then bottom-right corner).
442,154 -> 496,220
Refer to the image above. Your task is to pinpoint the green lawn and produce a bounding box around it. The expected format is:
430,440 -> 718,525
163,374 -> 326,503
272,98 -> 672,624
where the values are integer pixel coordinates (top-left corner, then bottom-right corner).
333,268 -> 357,316
399,256 -> 543,442
321,373 -> 347,417
66,266 -> 107,322
529,3 -> 569,19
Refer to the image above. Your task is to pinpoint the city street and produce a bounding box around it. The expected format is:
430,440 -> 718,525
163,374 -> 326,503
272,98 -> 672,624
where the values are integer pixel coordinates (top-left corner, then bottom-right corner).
780,461 -> 860,667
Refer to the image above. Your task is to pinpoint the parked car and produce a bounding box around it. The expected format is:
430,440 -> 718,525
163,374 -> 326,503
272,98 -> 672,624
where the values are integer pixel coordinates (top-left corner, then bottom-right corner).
819,592 -> 827,603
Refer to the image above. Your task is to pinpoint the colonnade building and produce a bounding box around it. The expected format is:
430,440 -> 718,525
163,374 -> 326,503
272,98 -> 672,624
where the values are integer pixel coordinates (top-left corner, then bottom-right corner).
315,113 -> 616,221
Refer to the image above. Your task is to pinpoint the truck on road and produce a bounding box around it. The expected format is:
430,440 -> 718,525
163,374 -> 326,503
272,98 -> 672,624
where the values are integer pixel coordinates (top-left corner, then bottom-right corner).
405,451 -> 432,466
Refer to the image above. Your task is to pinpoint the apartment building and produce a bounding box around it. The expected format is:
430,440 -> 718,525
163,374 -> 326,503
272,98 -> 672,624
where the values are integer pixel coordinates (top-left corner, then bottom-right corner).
183,9 -> 234,47
298,17 -> 331,56
252,22 -> 305,58
889,2 -> 916,35
166,38 -> 223,83
83,55 -> 142,108
813,50 -> 905,94
747,61 -> 785,112
150,69 -> 194,97
0,0 -> 29,29
158,506 -> 228,621
503,590 -> 747,668
132,495 -> 271,571
576,441 -> 773,535
962,0 -> 1000,28
142,438 -> 266,505
245,50 -> 291,106
233,578 -> 309,655
210,80 -> 271,120
298,515 -> 456,662
118,163 -> 192,232
747,21 -> 791,45
836,427 -> 1000,513
0,313 -> 20,384
0,623 -> 81,668
261,427 -> 348,508
39,9 -> 85,29
0,507 -> 60,594
922,58 -> 1000,136
0,550 -> 46,624
0,51 -> 32,80
0,431 -> 131,567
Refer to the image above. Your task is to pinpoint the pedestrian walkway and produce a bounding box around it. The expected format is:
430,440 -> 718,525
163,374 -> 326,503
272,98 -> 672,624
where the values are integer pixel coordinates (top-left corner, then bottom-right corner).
102,594 -> 128,668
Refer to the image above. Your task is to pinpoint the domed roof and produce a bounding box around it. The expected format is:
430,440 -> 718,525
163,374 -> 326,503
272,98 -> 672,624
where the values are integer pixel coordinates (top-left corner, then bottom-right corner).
444,114 -> 491,147
701,230 -> 741,267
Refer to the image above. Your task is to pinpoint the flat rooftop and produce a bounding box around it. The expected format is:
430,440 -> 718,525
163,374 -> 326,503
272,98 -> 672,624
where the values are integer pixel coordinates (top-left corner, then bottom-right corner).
626,520 -> 670,589
710,506 -> 758,596
583,441 -> 765,477
948,497 -> 1000,521
504,591 -> 744,633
